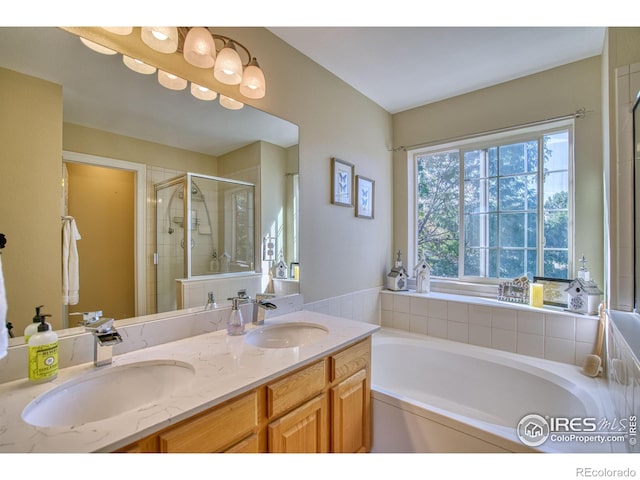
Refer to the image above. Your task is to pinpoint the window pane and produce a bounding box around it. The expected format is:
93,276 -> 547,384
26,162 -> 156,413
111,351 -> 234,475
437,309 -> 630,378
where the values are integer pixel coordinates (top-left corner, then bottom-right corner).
543,171 -> 568,210
465,213 -> 481,247
543,132 -> 569,171
488,147 -> 498,176
416,150 -> 460,278
499,249 -> 525,279
464,150 -> 481,180
489,213 -> 498,247
464,179 -> 481,214
499,213 -> 525,247
499,141 -> 537,175
488,178 -> 498,212
464,247 -> 480,276
527,212 -> 537,248
526,249 -> 537,279
544,211 -> 568,248
500,174 -> 537,211
544,249 -> 569,278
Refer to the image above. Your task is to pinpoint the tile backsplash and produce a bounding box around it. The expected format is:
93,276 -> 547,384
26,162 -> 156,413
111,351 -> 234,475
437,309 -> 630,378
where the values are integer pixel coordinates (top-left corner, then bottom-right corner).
380,290 -> 599,367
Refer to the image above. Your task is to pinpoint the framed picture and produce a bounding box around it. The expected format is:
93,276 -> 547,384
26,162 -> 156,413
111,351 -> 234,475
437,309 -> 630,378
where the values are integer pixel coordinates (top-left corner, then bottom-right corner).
331,157 -> 354,206
355,175 -> 375,219
533,276 -> 571,307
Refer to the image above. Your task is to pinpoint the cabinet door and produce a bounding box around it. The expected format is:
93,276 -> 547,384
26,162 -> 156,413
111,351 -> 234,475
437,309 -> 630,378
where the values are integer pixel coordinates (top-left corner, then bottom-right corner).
330,369 -> 370,453
158,391 -> 258,453
268,393 -> 329,453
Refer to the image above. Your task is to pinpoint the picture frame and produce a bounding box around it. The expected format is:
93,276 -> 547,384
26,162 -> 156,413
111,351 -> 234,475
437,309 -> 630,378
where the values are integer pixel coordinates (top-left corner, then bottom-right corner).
533,276 -> 571,307
331,157 -> 354,207
355,175 -> 375,219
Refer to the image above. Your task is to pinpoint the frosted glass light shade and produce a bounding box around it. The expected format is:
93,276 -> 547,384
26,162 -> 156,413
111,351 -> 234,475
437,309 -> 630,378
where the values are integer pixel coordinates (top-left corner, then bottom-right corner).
141,27 -> 178,53
183,27 -> 216,68
158,70 -> 187,90
239,58 -> 266,99
123,55 -> 156,74
219,95 -> 244,110
190,83 -> 218,101
80,37 -> 117,55
102,27 -> 133,35
214,40 -> 243,85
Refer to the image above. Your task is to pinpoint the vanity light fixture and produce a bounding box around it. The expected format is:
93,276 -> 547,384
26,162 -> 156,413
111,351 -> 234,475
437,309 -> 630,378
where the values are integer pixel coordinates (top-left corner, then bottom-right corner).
79,26 -> 266,110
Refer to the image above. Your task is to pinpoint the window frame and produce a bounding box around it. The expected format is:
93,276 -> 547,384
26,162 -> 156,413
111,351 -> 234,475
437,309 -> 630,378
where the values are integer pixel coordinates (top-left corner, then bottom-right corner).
410,119 -> 575,287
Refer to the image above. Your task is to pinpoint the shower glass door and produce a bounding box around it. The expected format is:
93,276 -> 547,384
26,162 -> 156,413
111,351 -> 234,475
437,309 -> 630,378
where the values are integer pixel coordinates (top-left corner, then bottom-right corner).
154,173 -> 256,314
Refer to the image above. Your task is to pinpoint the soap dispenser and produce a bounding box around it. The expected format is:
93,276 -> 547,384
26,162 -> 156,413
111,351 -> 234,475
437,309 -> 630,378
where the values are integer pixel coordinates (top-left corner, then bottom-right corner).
28,315 -> 58,384
24,305 -> 51,342
227,298 -> 245,336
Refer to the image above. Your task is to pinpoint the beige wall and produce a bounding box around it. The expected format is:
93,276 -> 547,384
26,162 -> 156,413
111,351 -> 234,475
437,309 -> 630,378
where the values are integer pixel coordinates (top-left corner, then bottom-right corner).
0,67 -> 62,331
64,123 -> 218,174
392,56 -> 604,286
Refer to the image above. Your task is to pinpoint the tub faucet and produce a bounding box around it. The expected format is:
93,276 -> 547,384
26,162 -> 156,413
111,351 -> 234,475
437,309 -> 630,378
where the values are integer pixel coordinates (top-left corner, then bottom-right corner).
73,311 -> 123,367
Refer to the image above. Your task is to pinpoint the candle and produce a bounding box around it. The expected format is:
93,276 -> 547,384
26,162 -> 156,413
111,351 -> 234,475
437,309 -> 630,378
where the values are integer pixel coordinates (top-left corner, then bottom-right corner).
529,283 -> 544,308
293,265 -> 299,280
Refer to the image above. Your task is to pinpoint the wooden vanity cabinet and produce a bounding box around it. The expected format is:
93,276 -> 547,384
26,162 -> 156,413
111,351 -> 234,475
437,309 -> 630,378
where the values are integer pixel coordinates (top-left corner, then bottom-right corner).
114,336 -> 371,454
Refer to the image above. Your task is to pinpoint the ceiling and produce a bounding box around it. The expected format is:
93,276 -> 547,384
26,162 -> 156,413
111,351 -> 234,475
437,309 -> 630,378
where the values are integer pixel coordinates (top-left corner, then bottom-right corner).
268,27 -> 606,114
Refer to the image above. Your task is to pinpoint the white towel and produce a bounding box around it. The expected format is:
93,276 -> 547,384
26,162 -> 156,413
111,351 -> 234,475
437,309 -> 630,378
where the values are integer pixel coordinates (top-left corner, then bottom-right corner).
62,217 -> 81,305
0,255 -> 8,359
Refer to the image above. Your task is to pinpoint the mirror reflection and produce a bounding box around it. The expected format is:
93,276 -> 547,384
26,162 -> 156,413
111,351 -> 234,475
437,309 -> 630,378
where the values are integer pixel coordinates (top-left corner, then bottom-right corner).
0,27 -> 299,342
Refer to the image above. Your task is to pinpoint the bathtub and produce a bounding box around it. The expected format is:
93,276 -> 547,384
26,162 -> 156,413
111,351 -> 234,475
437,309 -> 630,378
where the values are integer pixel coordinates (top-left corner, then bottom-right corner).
371,328 -> 620,453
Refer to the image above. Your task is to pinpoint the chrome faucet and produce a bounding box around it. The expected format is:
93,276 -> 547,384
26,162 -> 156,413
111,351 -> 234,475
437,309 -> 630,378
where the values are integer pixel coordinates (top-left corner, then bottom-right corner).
251,294 -> 278,325
72,311 -> 123,367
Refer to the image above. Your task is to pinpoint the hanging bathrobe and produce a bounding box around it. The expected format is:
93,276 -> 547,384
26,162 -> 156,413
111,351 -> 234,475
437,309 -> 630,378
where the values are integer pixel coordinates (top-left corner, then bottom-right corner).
62,217 -> 81,305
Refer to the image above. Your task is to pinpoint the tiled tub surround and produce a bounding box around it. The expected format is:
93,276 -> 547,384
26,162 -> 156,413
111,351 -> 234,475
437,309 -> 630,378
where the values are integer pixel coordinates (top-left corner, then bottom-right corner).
0,305 -> 378,452
381,290 -> 600,367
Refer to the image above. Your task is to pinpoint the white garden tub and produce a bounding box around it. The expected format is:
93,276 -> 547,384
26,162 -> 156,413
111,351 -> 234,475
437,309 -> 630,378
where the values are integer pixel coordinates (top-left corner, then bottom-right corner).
371,328 -> 619,453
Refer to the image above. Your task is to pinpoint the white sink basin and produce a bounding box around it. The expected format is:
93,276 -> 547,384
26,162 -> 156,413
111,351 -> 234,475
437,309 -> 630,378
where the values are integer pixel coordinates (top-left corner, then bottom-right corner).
22,359 -> 195,428
245,322 -> 328,349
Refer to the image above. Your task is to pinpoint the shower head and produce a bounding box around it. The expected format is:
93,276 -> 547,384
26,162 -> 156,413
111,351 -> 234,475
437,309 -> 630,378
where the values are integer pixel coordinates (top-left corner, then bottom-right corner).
168,226 -> 174,234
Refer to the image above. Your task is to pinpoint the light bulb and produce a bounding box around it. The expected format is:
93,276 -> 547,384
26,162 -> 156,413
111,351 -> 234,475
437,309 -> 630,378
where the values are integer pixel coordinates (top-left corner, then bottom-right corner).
123,55 -> 156,74
141,27 -> 178,53
158,70 -> 187,90
239,57 -> 266,99
183,27 -> 216,68
79,37 -> 117,55
219,95 -> 243,110
214,40 -> 243,85
190,83 -> 217,101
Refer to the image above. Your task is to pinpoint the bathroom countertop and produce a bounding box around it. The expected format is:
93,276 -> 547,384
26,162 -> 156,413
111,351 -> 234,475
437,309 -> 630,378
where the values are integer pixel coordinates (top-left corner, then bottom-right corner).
0,310 -> 379,453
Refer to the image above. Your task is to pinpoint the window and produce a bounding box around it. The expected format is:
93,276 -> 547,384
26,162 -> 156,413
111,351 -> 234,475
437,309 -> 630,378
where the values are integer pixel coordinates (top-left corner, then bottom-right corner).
414,121 -> 573,282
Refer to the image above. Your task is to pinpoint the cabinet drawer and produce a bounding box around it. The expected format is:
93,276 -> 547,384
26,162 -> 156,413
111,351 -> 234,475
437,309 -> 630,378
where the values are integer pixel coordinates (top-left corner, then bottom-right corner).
330,337 -> 370,381
267,360 -> 326,418
159,391 -> 258,453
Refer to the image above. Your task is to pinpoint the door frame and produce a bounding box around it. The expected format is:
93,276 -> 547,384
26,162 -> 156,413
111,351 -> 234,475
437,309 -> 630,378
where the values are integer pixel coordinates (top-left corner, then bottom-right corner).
62,150 -> 147,317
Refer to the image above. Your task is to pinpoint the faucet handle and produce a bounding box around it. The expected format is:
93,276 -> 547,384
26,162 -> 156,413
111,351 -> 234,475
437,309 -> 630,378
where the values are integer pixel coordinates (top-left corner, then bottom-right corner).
70,311 -> 103,325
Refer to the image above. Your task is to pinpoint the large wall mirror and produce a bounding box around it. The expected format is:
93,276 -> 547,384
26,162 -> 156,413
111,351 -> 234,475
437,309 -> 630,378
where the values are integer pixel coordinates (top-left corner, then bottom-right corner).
0,27 -> 299,341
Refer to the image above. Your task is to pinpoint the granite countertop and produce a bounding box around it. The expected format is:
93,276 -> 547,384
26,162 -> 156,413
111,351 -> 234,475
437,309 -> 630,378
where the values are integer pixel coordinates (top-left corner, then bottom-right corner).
0,310 -> 379,453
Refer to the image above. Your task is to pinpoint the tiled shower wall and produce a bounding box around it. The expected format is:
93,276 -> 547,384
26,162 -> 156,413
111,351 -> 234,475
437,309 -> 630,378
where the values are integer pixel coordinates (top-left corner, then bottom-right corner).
380,290 -> 600,367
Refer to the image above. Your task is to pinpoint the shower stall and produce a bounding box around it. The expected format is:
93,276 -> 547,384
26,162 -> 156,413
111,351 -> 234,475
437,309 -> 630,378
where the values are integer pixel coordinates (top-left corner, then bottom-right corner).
154,173 -> 255,313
